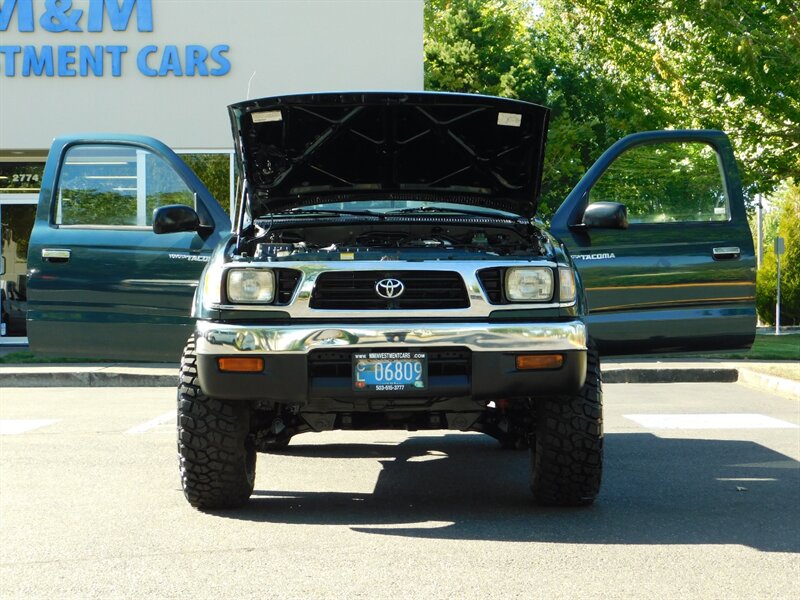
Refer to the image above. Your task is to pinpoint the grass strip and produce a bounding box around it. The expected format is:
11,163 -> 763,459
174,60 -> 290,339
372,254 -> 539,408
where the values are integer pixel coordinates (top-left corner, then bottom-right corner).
658,333 -> 799,361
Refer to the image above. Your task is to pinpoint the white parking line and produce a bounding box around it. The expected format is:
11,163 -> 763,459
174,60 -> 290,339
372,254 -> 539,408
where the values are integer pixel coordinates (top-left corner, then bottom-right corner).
0,419 -> 59,435
624,413 -> 800,430
126,410 -> 177,434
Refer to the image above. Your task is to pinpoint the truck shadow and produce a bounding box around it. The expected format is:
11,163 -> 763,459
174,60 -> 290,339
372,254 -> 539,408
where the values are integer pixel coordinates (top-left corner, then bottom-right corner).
225,433 -> 800,552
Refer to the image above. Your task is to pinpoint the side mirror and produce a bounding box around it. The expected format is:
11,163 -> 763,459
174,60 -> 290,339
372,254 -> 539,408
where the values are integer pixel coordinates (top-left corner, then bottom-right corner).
152,205 -> 201,234
582,202 -> 628,229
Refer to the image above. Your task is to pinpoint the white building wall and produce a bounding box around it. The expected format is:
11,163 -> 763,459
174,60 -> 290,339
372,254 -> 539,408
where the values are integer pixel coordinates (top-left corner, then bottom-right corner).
0,0 -> 424,150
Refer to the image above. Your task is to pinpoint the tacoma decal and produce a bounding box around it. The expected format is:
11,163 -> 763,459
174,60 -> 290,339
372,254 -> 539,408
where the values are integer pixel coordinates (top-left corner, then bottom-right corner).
573,253 -> 616,260
168,253 -> 209,262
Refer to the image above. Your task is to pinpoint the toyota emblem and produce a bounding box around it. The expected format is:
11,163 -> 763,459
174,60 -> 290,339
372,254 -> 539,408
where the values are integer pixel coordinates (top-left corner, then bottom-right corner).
375,278 -> 405,299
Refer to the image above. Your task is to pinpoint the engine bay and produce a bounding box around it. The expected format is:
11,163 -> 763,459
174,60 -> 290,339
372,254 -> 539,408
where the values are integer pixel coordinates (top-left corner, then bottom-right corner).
241,216 -> 550,261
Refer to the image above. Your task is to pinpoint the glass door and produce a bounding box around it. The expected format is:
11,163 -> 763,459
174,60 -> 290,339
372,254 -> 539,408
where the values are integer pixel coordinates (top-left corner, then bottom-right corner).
1,160 -> 44,343
1,200 -> 37,341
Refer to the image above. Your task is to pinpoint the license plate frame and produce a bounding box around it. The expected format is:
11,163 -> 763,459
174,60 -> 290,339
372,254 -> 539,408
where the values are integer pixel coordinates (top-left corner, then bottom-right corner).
352,351 -> 428,392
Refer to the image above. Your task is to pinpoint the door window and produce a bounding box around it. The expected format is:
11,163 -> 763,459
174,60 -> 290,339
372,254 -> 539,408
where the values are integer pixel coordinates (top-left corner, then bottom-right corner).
179,152 -> 234,215
589,142 -> 729,223
55,145 -> 195,227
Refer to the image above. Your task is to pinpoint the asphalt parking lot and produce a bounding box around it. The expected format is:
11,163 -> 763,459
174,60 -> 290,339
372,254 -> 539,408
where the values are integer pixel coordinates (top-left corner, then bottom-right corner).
1,382 -> 799,599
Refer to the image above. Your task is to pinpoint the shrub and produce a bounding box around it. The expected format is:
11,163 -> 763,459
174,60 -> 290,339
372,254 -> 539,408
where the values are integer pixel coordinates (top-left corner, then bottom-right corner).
756,180 -> 800,326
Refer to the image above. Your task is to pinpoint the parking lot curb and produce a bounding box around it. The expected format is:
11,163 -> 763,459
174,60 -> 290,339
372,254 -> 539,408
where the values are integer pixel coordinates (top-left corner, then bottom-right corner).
601,367 -> 739,384
0,365 -> 178,388
0,371 -> 178,388
737,368 -> 800,400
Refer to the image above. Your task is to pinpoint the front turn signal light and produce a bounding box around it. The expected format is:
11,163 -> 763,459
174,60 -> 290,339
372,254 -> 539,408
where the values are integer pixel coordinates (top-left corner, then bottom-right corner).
218,357 -> 264,373
516,354 -> 564,370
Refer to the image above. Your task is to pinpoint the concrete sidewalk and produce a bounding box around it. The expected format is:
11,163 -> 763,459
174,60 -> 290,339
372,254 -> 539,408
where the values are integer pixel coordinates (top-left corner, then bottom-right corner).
0,358 -> 797,399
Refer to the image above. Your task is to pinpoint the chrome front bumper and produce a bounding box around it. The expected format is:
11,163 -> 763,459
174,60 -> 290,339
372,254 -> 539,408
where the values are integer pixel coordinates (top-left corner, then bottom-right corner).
195,320 -> 587,355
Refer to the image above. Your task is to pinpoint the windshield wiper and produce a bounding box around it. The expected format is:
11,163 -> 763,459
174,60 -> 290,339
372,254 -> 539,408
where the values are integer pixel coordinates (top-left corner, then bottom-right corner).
386,206 -> 517,219
273,207 -> 379,217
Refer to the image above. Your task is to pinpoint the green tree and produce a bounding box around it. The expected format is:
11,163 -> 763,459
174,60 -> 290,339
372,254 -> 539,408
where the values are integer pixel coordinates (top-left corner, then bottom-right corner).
181,154 -> 231,214
756,180 -> 800,325
549,0 -> 800,200
749,197 -> 781,260
425,0 -> 799,215
425,0 -> 538,97
425,0 -> 669,217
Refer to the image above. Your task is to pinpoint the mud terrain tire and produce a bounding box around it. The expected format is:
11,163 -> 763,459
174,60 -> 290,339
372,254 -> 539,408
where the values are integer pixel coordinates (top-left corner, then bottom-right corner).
177,337 -> 255,509
530,349 -> 603,506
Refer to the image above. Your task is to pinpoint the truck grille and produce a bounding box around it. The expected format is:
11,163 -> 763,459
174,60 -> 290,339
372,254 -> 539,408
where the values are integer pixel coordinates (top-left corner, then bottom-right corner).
275,269 -> 302,305
309,271 -> 469,310
477,268 -> 503,304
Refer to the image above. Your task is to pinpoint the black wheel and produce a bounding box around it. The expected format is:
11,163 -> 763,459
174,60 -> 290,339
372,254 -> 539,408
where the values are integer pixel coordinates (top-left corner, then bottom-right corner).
177,336 -> 255,510
529,348 -> 603,506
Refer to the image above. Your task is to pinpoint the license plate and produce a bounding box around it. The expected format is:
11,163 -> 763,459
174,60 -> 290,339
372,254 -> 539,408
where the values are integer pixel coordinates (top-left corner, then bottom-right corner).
353,352 -> 427,391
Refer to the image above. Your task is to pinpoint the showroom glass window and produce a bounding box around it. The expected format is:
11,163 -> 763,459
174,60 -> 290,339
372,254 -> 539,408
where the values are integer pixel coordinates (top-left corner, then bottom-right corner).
0,161 -> 44,338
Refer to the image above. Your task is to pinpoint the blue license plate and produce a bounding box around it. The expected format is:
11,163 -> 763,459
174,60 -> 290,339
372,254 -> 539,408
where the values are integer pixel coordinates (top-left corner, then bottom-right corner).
353,352 -> 427,391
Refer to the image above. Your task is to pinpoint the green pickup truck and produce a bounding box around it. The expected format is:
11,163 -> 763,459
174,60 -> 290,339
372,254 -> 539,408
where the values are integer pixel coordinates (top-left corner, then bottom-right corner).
26,92 -> 755,510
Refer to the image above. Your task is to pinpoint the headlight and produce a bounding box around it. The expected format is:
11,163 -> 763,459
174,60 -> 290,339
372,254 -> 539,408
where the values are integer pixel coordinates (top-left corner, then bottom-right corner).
226,269 -> 275,303
558,267 -> 577,303
505,267 -> 554,302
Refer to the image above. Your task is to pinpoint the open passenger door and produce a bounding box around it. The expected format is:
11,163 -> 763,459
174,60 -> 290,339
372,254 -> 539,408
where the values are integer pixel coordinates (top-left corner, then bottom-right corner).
550,130 -> 756,356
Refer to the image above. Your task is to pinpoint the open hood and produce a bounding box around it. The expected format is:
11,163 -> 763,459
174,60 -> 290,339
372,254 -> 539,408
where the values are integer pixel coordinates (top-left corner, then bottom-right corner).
228,92 -> 550,218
